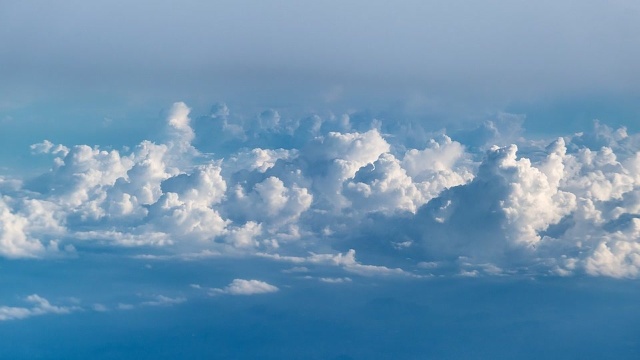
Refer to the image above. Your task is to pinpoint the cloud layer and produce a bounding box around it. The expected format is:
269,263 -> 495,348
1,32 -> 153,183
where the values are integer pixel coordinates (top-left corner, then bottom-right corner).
2,102 -> 640,278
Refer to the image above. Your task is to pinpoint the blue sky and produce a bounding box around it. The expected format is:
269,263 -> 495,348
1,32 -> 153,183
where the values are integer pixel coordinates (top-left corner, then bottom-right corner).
2,1 -> 640,358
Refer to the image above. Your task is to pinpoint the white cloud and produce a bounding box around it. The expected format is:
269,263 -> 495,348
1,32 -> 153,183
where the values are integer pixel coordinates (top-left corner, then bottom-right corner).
0,197 -> 50,258
145,164 -> 230,244
224,221 -> 262,248
417,261 -> 438,269
0,294 -> 79,321
345,153 -> 421,213
303,129 -> 390,209
227,148 -> 297,173
258,249 -> 417,277
166,102 -> 196,152
319,277 -> 352,283
493,139 -> 576,247
344,135 -> 473,214
459,270 -> 479,277
578,218 -> 640,279
30,140 -> 69,156
131,249 -> 221,261
117,303 -> 134,310
226,176 -> 312,229
396,140 -> 575,262
6,102 -> 640,281
211,279 -> 279,296
584,240 -> 640,278
92,303 -> 108,312
141,295 -> 187,307
73,230 -> 171,247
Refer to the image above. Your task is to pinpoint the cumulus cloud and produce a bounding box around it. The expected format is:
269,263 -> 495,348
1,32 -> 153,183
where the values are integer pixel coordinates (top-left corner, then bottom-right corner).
345,135 -> 472,214
0,196 -> 67,258
226,176 -> 312,231
211,279 -> 279,296
226,148 -> 297,174
145,163 -> 229,243
487,139 -> 576,247
341,120 -> 640,278
5,101 -> 640,280
0,197 -> 45,258
166,102 -> 196,153
302,129 -> 390,209
361,140 -> 576,263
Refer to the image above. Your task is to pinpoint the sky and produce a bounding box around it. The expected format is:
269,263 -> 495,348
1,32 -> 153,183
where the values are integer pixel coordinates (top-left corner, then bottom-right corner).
1,1 -> 640,358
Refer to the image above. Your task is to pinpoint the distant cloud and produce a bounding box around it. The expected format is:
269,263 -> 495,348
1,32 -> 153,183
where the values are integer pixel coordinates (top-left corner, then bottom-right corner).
258,249 -> 417,278
117,303 -> 134,311
92,303 -> 108,312
211,279 -> 279,296
0,294 -> 80,321
141,295 -> 187,307
319,277 -> 352,284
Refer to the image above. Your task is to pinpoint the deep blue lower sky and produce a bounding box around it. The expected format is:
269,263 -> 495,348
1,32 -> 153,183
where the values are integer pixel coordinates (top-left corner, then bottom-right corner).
1,255 -> 639,359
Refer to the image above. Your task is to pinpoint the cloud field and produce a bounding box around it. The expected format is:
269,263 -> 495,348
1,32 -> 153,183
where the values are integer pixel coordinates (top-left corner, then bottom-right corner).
2,102 -> 640,280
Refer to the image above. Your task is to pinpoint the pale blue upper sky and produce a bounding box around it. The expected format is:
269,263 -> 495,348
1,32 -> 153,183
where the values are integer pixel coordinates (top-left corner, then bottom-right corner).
2,0 -> 639,112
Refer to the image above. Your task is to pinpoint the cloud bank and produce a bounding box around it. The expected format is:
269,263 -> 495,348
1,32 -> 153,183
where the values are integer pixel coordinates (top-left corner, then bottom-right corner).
2,102 -> 640,279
